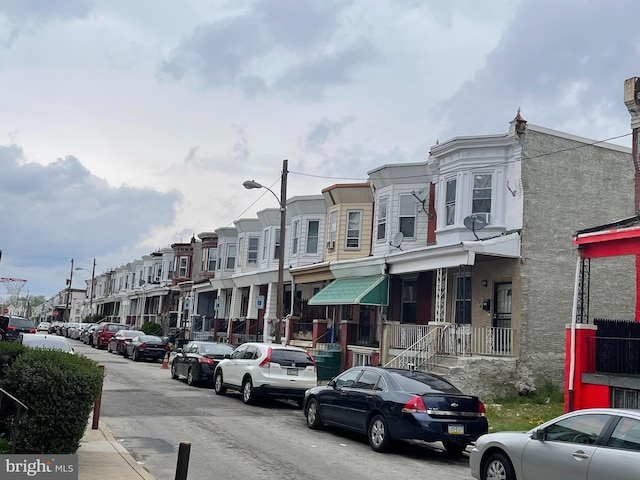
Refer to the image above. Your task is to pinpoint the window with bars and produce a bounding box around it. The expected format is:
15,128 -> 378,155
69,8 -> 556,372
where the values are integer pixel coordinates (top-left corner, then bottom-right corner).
453,274 -> 472,324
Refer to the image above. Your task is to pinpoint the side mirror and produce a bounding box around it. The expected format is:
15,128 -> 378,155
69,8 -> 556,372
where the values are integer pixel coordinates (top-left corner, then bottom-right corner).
327,379 -> 336,388
224,353 -> 231,359
531,428 -> 546,441
176,348 -> 183,354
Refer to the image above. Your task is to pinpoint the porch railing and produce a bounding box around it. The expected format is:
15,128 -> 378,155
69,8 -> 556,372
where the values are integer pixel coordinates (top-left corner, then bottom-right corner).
586,336 -> 640,375
0,387 -> 28,454
384,324 -> 449,370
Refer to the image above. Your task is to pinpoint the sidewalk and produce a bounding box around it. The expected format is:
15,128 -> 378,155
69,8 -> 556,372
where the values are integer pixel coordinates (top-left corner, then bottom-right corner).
77,415 -> 156,480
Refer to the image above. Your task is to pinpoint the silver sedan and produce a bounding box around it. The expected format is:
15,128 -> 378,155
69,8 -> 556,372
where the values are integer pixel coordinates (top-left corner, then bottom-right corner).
470,408 -> 640,480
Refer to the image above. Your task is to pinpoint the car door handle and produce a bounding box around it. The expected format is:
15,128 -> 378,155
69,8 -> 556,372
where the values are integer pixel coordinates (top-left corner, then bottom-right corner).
571,451 -> 589,460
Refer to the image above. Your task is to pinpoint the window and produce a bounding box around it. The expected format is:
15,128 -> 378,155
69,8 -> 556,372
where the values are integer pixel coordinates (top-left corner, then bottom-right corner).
454,274 -> 471,324
153,263 -> 162,282
544,414 -> 610,444
217,248 -> 223,271
472,174 -> 492,224
446,178 -> 456,226
292,220 -> 299,255
376,196 -> 388,241
306,220 -> 319,254
237,237 -> 244,266
262,230 -> 269,261
207,247 -> 217,271
335,369 -> 362,389
329,211 -> 337,243
274,229 -> 281,260
178,256 -> 188,278
346,211 -> 361,248
399,194 -> 416,238
608,417 -> 640,451
247,237 -> 259,265
356,371 -> 383,389
226,244 -> 236,270
402,279 -> 417,324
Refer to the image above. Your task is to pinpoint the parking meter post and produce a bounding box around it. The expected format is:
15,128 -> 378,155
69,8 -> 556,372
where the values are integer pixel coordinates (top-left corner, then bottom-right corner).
175,441 -> 191,480
92,365 -> 105,430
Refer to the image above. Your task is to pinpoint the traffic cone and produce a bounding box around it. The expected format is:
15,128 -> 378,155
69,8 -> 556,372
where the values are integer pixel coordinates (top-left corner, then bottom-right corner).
162,352 -> 169,369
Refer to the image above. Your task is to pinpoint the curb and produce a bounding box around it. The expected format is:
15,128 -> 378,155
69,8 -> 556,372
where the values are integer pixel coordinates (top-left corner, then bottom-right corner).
97,421 -> 156,480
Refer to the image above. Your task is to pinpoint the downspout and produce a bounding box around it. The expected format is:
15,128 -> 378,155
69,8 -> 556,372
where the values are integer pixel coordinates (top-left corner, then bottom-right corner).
568,256 -> 581,412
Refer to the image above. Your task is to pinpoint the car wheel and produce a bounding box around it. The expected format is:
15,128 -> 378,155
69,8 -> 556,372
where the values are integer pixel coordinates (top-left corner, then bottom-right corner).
187,368 -> 196,386
132,349 -> 139,362
214,372 -> 227,395
0,331 -> 5,341
242,377 -> 254,405
171,363 -> 178,380
368,414 -> 393,452
305,398 -> 323,429
443,442 -> 467,455
483,451 -> 516,480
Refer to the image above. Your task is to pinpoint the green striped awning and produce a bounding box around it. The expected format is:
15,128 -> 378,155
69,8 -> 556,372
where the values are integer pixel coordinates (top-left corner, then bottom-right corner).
308,276 -> 388,306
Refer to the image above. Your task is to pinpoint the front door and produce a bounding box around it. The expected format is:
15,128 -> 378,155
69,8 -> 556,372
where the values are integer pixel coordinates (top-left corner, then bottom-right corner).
493,282 -> 512,354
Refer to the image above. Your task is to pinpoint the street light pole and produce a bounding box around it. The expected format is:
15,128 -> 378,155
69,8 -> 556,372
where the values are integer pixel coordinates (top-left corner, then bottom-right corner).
66,259 -> 74,322
243,159 -> 288,344
89,258 -> 96,317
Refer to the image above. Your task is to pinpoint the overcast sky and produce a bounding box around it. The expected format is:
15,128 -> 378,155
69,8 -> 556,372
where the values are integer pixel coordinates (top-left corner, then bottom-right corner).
1,0 -> 639,299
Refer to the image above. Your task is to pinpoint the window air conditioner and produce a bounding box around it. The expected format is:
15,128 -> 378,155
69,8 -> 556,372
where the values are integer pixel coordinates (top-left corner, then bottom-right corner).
326,241 -> 336,250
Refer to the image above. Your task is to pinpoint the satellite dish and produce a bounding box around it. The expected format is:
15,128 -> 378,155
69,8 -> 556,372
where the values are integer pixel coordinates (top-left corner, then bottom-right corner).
411,187 -> 429,203
390,232 -> 404,250
463,215 -> 487,240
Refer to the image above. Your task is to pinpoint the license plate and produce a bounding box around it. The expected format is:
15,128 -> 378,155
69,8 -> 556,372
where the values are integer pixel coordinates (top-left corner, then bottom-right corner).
448,424 -> 464,435
287,368 -> 298,376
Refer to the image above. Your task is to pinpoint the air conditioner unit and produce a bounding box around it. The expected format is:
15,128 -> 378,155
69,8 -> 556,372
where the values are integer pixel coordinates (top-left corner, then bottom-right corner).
326,241 -> 336,250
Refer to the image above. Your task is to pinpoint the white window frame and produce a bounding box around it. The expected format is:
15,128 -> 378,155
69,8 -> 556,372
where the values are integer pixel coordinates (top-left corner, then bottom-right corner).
225,244 -> 236,271
178,256 -> 188,278
376,196 -> 388,241
247,237 -> 259,265
306,220 -> 319,254
345,210 -> 362,249
329,211 -> 337,243
472,173 -> 492,224
274,228 -> 281,260
207,247 -> 217,271
292,220 -> 299,255
398,194 -> 416,239
262,230 -> 269,261
445,178 -> 457,226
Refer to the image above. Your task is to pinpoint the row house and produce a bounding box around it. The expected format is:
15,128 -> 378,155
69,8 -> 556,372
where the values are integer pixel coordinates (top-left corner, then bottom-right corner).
70,111 -> 634,398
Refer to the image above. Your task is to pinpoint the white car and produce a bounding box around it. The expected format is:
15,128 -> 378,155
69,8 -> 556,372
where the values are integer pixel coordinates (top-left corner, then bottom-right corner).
17,333 -> 74,354
37,321 -> 51,332
213,342 -> 317,407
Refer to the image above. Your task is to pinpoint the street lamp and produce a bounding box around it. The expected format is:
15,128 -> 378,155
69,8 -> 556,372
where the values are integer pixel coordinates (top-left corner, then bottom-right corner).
75,258 -> 96,318
243,159 -> 288,344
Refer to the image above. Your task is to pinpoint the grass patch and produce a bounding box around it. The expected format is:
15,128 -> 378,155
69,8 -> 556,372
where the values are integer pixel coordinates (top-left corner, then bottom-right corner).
485,382 -> 565,432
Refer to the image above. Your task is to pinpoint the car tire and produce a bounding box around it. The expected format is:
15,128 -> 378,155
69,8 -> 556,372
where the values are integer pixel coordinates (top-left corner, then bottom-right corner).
187,368 -> 196,386
132,349 -> 139,362
214,372 -> 227,396
0,331 -> 6,341
305,398 -> 323,429
443,442 -> 467,455
368,414 -> 393,453
242,377 -> 255,405
171,363 -> 179,380
482,451 -> 516,480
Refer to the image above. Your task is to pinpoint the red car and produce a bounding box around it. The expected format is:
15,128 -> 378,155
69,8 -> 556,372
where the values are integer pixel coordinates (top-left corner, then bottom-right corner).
92,323 -> 126,349
108,329 -> 144,355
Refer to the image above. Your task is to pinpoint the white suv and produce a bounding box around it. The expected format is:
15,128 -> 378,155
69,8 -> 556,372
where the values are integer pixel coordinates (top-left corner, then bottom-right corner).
213,342 -> 317,407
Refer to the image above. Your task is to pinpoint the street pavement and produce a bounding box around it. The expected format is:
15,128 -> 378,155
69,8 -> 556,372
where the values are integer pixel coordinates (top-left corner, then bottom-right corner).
78,414 -> 156,480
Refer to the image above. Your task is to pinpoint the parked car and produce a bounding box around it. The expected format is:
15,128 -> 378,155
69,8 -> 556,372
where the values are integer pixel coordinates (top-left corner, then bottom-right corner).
92,323 -> 125,349
214,342 -> 317,407
0,315 -> 37,341
48,322 -> 64,334
303,366 -> 488,454
37,321 -> 51,332
17,333 -> 74,354
171,341 -> 235,386
82,324 -> 99,345
125,335 -> 169,362
470,408 -> 640,480
67,323 -> 84,340
108,329 -> 144,355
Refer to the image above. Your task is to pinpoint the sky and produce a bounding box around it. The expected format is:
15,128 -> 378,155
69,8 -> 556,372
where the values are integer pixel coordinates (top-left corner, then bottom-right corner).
1,0 -> 639,299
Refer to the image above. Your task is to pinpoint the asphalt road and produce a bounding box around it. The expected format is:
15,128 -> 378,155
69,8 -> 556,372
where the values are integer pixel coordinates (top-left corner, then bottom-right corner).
76,341 -> 475,480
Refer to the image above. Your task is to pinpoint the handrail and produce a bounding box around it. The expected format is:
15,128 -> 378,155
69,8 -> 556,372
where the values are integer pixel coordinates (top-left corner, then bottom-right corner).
383,324 -> 450,369
0,386 -> 28,454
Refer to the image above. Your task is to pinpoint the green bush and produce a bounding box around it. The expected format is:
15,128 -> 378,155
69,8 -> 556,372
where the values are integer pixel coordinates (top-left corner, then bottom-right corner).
0,342 -> 27,380
0,349 -> 104,454
141,321 -> 163,336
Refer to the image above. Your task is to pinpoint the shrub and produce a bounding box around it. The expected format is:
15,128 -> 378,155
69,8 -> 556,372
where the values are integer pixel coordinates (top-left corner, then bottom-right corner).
141,321 -> 163,336
0,342 -> 27,380
0,349 -> 104,453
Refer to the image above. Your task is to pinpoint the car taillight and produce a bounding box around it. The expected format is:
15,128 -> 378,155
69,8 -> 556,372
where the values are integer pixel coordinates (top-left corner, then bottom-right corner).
198,357 -> 214,364
30,328 -> 36,333
139,343 -> 147,349
259,347 -> 272,368
478,401 -> 486,417
7,326 -> 15,331
402,396 -> 427,414
164,344 -> 170,351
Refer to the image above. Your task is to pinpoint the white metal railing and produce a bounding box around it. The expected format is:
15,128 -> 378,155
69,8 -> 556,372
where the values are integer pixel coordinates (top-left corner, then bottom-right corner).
384,325 -> 448,369
387,324 -> 430,349
443,325 -> 513,356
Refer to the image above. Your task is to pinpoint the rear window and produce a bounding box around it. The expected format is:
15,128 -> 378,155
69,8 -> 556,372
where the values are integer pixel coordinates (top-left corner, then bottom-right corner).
270,349 -> 314,367
106,324 -> 121,332
138,335 -> 162,343
201,343 -> 234,355
390,370 -> 461,394
22,337 -> 72,352
10,318 -> 35,329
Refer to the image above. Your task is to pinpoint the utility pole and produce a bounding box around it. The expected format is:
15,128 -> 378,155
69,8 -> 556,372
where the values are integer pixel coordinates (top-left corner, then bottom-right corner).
66,259 -> 74,322
275,159 -> 288,344
89,258 -> 96,317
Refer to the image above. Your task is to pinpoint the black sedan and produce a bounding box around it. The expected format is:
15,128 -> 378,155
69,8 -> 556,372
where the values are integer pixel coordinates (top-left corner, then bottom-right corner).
171,341 -> 234,386
303,366 -> 488,454
124,335 -> 169,362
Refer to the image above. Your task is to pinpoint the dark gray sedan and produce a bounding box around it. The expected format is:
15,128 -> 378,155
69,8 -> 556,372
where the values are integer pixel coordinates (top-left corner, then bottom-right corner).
470,408 -> 640,480
171,341 -> 234,386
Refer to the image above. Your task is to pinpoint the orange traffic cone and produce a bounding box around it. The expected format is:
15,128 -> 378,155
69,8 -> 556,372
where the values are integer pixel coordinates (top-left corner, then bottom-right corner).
161,352 -> 169,369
